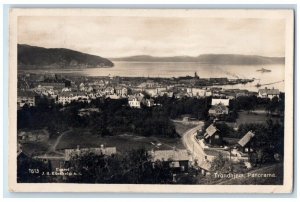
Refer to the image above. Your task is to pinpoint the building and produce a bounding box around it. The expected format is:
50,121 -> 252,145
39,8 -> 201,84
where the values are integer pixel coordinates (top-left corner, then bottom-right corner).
203,124 -> 223,146
148,149 -> 191,172
39,78 -> 70,89
57,92 -> 89,105
258,87 -> 280,99
144,88 -> 158,97
208,103 -> 229,117
128,95 -> 145,108
57,92 -> 75,105
145,98 -> 154,107
17,91 -> 37,108
115,86 -> 128,97
64,145 -> 117,161
104,86 -> 115,95
238,131 -> 256,153
187,88 -> 206,97
211,98 -> 230,106
138,80 -> 157,88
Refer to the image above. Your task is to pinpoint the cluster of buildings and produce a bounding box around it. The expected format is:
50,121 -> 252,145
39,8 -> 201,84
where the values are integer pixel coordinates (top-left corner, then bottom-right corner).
18,142 -> 193,179
197,122 -> 257,175
17,73 -> 281,110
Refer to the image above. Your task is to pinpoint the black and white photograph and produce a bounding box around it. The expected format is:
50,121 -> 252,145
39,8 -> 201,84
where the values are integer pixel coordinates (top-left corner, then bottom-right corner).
8,9 -> 294,193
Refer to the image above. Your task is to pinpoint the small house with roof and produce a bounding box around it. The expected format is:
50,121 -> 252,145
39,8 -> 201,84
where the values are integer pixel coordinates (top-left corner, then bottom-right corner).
203,124 -> 223,146
148,149 -> 191,172
145,98 -> 154,107
208,103 -> 229,117
128,95 -> 145,108
258,87 -> 280,99
209,98 -> 230,118
238,131 -> 256,153
115,86 -> 128,97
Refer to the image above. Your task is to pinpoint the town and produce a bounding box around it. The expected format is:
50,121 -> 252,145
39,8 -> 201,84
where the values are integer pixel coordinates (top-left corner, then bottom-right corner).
17,72 -> 284,184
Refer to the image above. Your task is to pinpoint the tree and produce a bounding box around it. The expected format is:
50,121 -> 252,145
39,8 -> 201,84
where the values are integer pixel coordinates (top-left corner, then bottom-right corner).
210,153 -> 232,173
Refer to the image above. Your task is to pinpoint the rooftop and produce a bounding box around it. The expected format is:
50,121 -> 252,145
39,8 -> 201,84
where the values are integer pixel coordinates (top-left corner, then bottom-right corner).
258,87 -> 280,95
204,124 -> 218,139
64,146 -> 117,161
238,131 -> 255,147
149,149 -> 190,162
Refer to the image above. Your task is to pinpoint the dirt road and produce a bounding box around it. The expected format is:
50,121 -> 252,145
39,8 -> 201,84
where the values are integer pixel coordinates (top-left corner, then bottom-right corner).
181,122 -> 206,165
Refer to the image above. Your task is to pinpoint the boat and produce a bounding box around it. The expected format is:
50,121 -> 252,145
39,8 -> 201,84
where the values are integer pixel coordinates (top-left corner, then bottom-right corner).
255,83 -> 261,88
256,68 -> 271,73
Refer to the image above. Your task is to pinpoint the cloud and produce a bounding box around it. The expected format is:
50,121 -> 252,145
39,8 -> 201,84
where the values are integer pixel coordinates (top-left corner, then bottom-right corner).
18,16 -> 285,57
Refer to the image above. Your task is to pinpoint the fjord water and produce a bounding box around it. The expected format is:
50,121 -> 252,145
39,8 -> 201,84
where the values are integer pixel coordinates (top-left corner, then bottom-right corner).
21,61 -> 285,92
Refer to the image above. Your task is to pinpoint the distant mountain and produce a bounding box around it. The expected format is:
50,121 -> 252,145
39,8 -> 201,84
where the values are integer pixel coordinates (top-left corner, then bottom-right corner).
110,54 -> 285,65
18,44 -> 114,69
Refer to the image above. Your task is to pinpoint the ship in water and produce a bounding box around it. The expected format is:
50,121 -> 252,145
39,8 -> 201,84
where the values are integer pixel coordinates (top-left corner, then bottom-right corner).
256,67 -> 271,73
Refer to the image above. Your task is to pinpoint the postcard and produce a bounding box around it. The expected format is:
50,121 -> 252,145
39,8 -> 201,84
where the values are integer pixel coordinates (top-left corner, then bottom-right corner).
9,8 -> 294,193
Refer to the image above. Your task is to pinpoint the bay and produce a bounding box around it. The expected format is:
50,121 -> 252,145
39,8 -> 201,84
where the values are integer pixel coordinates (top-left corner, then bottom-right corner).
19,61 -> 285,92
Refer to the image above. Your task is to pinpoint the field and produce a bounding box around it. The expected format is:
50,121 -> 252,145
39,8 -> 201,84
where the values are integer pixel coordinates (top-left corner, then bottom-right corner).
173,121 -> 200,136
236,111 -> 281,126
55,128 -> 185,153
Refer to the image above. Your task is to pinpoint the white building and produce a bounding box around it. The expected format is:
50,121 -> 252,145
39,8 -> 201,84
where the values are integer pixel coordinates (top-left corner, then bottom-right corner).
187,88 -> 206,97
258,87 -> 280,99
211,98 -> 230,106
128,95 -> 144,108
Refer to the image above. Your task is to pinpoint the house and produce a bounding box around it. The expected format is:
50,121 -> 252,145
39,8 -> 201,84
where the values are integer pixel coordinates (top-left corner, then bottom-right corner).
64,145 -> 117,161
187,88 -> 206,97
238,131 -> 256,153
104,87 -> 115,95
144,88 -> 158,97
148,149 -> 191,172
258,87 -> 280,99
203,124 -> 223,146
87,86 -> 94,93
75,92 -> 90,103
57,92 -> 75,105
205,90 -> 212,97
17,91 -> 37,108
115,86 -> 128,97
211,98 -> 230,106
128,95 -> 144,108
145,98 -> 154,107
107,94 -> 121,99
62,87 -> 72,92
57,92 -> 89,105
159,91 -> 174,98
208,103 -> 229,117
138,80 -> 157,88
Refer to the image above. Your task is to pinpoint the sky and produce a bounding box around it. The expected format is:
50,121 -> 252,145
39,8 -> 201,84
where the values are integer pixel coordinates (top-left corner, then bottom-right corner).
18,16 -> 286,58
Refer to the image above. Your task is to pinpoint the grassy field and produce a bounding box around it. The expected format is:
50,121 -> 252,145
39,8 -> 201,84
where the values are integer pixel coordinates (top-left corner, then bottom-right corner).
55,128 -> 185,153
236,111 -> 280,126
21,142 -> 50,156
173,121 -> 199,136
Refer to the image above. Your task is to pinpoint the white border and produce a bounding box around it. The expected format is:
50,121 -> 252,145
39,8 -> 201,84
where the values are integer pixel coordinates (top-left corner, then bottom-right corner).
8,8 -> 294,193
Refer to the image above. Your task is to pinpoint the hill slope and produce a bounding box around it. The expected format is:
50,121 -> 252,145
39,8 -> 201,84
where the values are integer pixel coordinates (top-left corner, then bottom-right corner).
111,54 -> 284,65
18,44 -> 114,69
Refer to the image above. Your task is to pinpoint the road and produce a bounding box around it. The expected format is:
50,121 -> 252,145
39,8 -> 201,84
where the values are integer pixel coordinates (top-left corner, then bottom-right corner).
181,122 -> 207,166
47,129 -> 72,154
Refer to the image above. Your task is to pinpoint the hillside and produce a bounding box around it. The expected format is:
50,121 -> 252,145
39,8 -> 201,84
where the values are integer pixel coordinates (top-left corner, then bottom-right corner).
18,44 -> 114,69
111,54 -> 285,65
